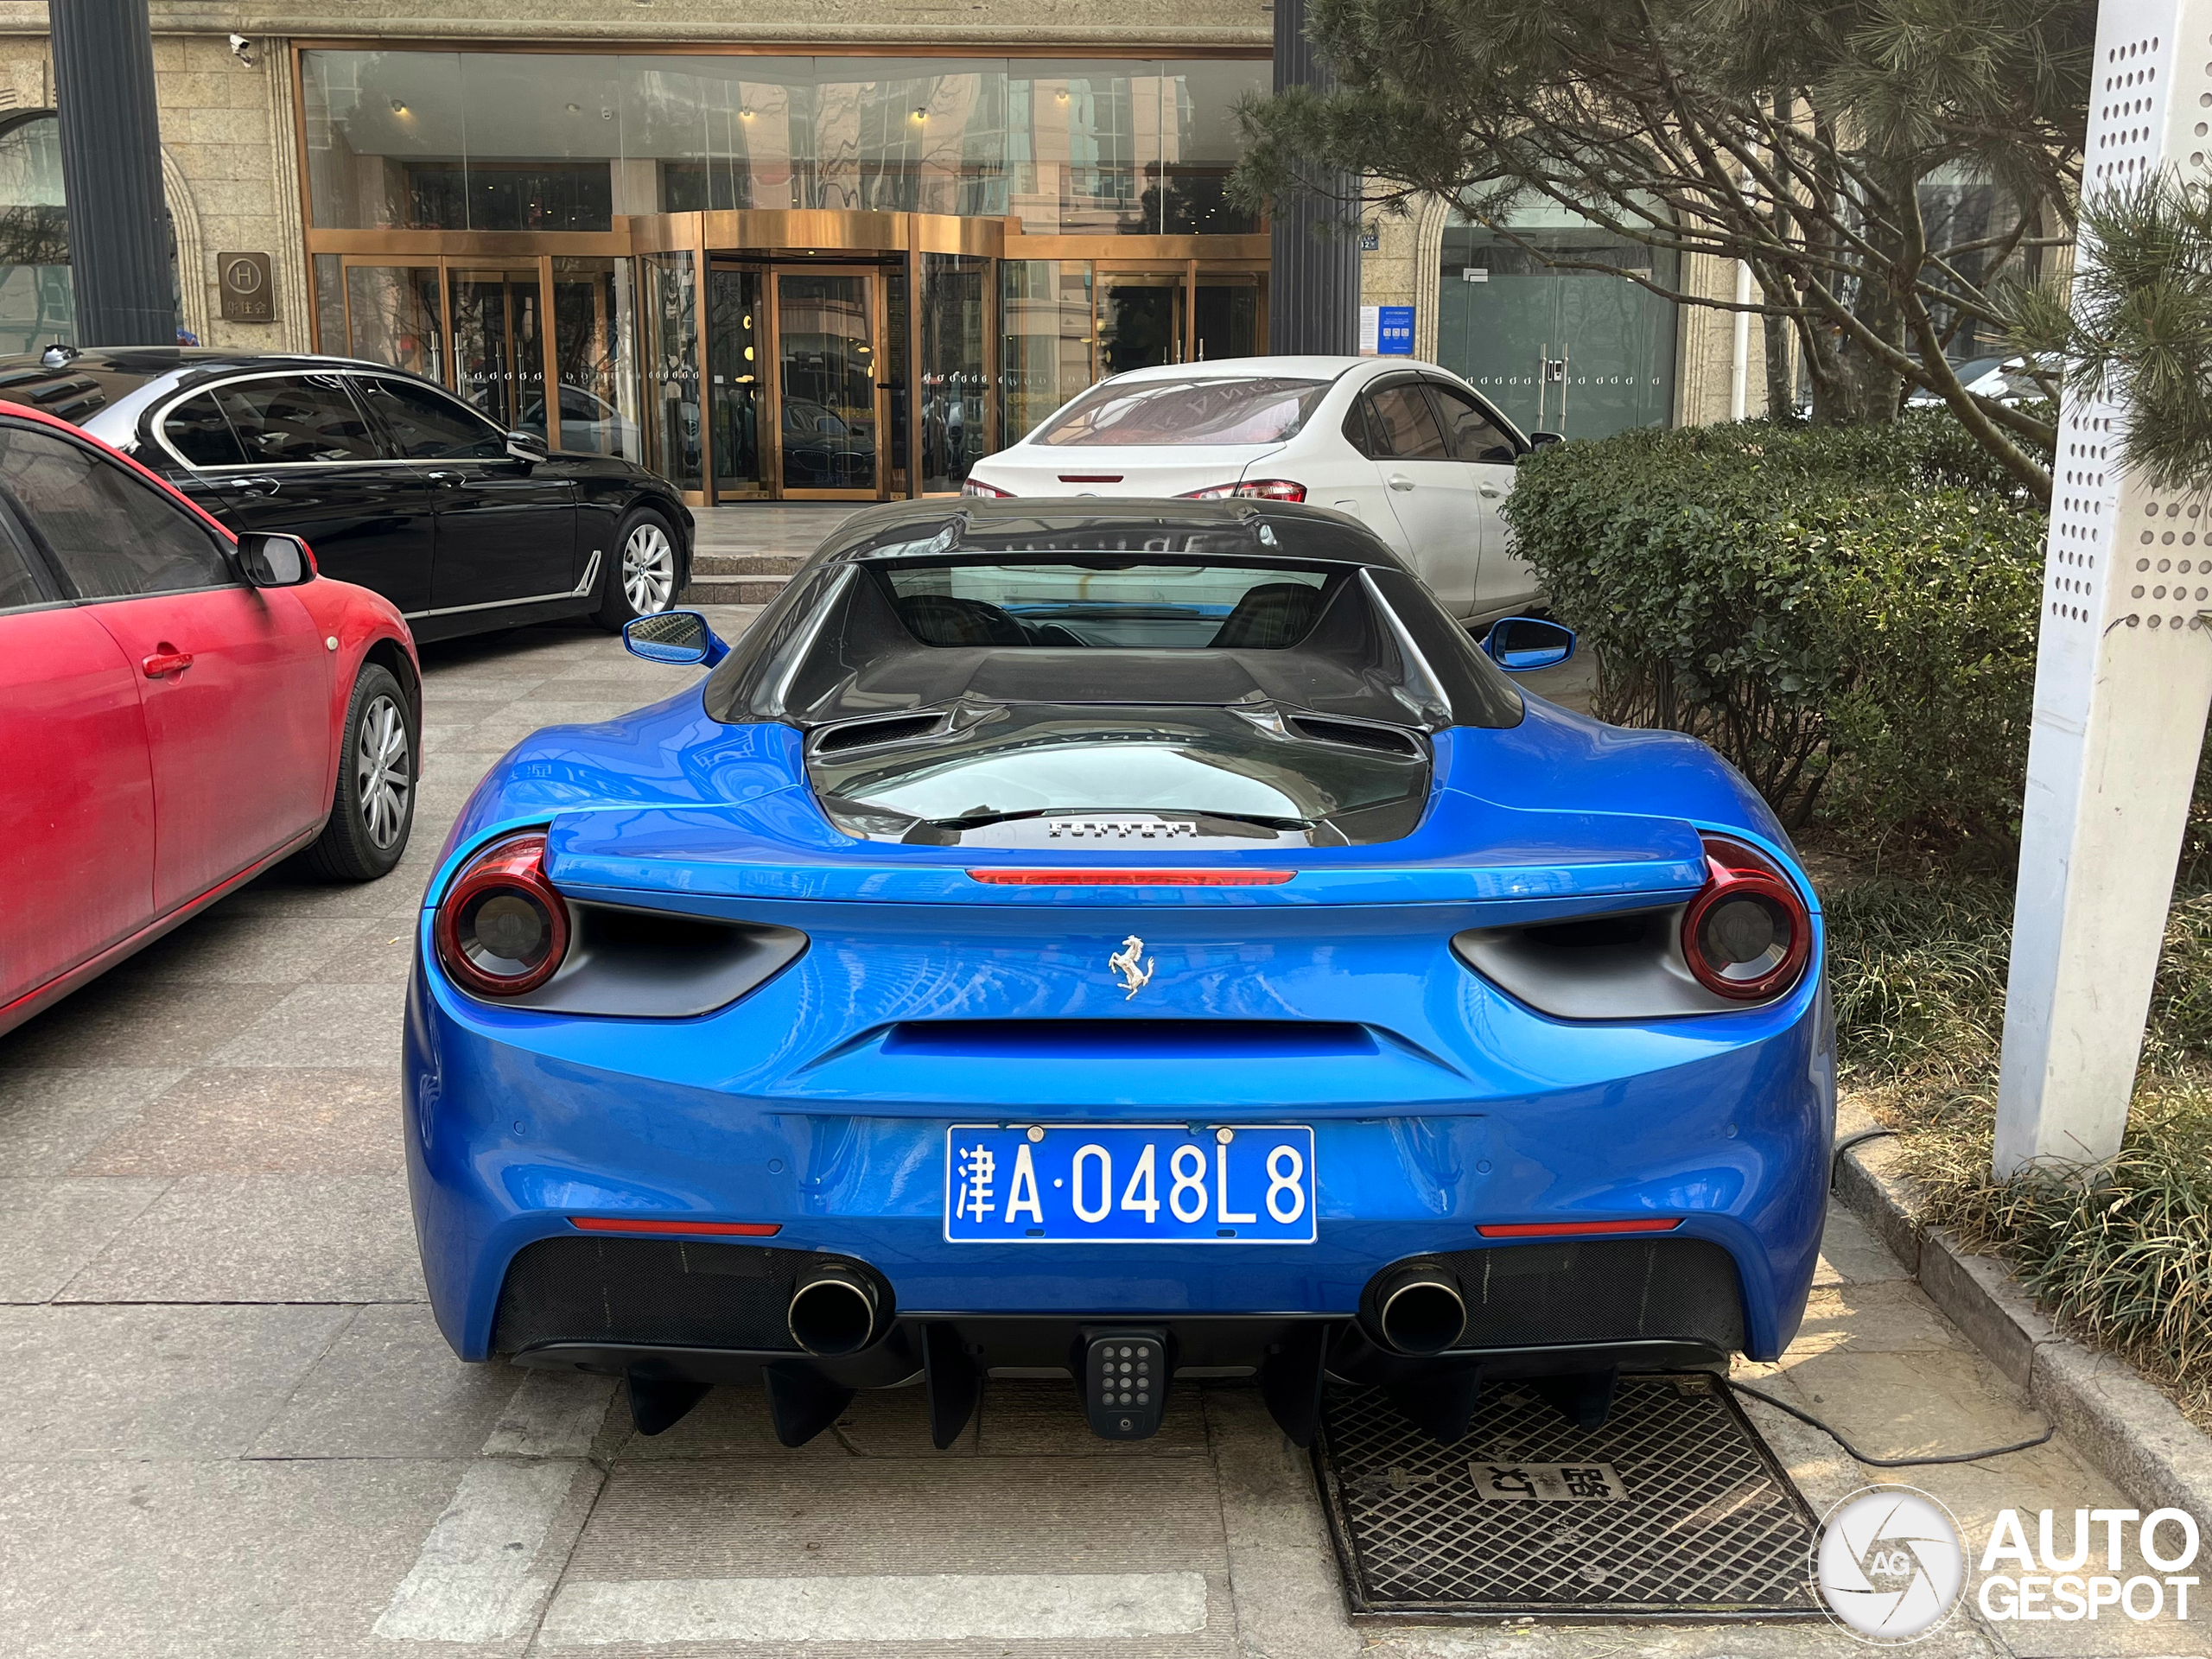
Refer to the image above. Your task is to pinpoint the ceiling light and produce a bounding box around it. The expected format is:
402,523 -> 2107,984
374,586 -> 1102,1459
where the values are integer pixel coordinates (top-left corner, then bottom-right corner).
912,108 -> 927,121
390,99 -> 407,115
566,103 -> 581,114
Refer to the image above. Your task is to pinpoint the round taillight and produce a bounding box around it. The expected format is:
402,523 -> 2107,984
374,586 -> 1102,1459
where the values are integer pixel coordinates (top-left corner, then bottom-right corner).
1681,835 -> 1810,1002
435,832 -> 569,998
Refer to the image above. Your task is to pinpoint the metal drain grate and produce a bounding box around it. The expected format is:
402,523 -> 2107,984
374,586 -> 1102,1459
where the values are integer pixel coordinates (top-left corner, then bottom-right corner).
1314,1374 -> 1825,1619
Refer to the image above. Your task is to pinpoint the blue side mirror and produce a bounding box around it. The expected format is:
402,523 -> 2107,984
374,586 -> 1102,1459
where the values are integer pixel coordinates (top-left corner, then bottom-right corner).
1481,615 -> 1576,672
624,609 -> 728,667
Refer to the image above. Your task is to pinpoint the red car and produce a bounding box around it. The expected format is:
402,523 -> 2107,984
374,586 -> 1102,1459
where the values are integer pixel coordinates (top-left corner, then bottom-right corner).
0,400 -> 419,1039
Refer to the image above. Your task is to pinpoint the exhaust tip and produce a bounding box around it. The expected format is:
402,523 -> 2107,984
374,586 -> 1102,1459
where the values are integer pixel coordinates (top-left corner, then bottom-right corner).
789,1264 -> 881,1357
1375,1265 -> 1466,1357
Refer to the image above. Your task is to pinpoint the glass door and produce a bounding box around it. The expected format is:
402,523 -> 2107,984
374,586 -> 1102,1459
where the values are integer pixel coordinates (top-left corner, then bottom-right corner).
449,265 -> 546,434
1193,270 -> 1263,364
772,268 -> 881,499
708,264 -> 769,499
340,263 -> 446,384
1096,270 -> 1186,375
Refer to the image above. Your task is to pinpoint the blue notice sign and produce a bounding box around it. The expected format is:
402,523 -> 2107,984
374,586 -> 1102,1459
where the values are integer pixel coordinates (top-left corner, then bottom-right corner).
1376,305 -> 1414,355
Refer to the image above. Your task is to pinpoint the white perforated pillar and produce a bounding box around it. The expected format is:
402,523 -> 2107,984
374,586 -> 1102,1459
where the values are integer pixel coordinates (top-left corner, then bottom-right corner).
1994,0 -> 2212,1176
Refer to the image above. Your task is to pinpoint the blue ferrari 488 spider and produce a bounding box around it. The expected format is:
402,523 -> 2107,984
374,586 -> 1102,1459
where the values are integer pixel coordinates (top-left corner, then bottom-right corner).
405,499 -> 1832,1448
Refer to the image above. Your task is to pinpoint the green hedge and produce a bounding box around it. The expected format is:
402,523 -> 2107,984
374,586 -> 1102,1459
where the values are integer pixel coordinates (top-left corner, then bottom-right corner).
1501,416 -> 2047,852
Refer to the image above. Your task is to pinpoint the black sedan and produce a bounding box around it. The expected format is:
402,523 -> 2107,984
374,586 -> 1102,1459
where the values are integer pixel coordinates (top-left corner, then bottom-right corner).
0,347 -> 693,641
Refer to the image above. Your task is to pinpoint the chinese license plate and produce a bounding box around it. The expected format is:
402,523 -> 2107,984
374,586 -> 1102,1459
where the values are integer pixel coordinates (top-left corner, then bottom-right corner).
944,1123 -> 1316,1244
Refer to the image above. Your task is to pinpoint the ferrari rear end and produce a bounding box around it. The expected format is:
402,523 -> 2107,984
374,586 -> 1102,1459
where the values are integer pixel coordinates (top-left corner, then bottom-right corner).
404,500 -> 1832,1447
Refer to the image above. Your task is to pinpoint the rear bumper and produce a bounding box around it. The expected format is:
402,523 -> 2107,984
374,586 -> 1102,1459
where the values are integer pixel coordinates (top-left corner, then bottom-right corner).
403,941 -> 1834,1370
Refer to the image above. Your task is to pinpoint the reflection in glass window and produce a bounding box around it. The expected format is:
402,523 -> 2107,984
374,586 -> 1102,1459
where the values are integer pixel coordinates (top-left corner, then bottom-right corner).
1000,260 -> 1093,447
302,51 -> 1267,238
1435,200 -> 1680,442
1039,376 -> 1331,448
0,114 -> 73,355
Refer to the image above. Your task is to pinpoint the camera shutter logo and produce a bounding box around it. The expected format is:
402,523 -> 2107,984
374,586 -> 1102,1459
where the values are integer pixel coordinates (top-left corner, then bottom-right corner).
1814,1485 -> 1967,1643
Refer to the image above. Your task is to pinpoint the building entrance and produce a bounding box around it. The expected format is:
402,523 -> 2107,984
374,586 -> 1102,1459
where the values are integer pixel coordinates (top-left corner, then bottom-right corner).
312,213 -> 1269,505
706,263 -> 900,502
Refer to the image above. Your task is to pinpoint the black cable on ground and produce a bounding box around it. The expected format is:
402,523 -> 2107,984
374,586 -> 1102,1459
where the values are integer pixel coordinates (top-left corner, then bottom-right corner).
1829,1126 -> 1897,1189
1726,1378 -> 2056,1467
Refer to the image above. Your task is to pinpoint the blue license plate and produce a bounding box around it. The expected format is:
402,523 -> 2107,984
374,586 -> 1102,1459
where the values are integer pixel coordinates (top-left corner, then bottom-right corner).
944,1123 -> 1316,1244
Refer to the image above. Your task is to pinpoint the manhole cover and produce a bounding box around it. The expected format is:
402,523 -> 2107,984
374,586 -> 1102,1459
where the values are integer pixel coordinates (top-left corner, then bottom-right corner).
1314,1374 -> 1824,1619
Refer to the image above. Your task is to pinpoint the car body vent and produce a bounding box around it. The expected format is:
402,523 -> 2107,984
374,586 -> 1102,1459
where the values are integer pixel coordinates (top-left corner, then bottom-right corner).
0,372 -> 105,419
1287,716 -> 1424,757
813,713 -> 944,754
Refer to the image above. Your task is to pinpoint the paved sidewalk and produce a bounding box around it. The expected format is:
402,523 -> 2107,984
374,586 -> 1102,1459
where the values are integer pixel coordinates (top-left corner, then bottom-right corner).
0,608 -> 2188,1657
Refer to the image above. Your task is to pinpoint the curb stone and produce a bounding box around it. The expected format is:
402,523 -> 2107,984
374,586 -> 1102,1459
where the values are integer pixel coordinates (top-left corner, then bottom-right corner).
1831,1128 -> 2212,1527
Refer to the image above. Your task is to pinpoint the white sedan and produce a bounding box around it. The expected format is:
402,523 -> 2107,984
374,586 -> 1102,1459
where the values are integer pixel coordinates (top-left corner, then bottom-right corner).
963,356 -> 1556,624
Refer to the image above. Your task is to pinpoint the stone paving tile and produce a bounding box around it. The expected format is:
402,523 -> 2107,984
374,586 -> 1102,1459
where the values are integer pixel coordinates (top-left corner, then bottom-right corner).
1786,1277 -> 1973,1357
70,1066 -> 404,1177
0,1178 -> 171,1302
0,1303 -> 353,1459
0,978 -> 276,1069
549,1455 -> 1238,1657
249,1303 -> 520,1460
566,1453 -> 1230,1579
57,1173 -> 423,1304
975,1377 -> 1211,1458
310,925 -> 421,987
1812,1197 -> 1907,1287
103,911 -> 379,987
0,1455 -> 477,1658
221,865 -> 427,919
206,982 -> 407,1069
0,1065 -> 186,1175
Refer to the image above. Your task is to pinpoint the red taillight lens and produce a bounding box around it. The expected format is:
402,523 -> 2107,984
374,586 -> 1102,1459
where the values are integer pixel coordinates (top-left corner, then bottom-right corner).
435,832 -> 569,998
1179,479 -> 1307,502
1680,835 -> 1810,1001
961,478 -> 1014,498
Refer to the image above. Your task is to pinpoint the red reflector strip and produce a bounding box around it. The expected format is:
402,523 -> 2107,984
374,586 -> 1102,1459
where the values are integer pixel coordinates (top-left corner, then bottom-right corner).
966,868 -> 1295,887
1057,474 -> 1123,482
1476,1217 -> 1683,1238
569,1217 -> 780,1236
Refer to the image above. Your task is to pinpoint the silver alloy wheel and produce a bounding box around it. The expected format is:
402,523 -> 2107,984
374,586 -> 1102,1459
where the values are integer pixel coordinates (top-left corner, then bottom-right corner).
355,692 -> 411,850
623,522 -> 677,614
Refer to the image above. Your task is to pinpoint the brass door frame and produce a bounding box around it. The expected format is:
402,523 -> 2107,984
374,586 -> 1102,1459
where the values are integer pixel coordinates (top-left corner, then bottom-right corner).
706,260 -> 771,501
766,264 -> 890,502
329,253 -> 563,450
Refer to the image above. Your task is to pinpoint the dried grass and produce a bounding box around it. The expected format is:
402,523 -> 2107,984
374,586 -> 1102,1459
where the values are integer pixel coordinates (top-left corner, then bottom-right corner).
1827,878 -> 2212,1429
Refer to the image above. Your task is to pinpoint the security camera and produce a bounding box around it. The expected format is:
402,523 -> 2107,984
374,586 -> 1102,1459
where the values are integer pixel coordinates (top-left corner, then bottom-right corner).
228,33 -> 254,66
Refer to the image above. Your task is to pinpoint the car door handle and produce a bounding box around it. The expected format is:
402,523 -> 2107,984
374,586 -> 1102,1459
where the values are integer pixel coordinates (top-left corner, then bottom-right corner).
142,647 -> 194,678
425,471 -> 462,487
1387,473 -> 1415,492
234,475 -> 281,497
1478,484 -> 1503,499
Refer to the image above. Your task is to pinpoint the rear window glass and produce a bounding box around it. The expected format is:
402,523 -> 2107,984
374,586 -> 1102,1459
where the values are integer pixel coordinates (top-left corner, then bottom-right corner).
1035,376 -> 1332,447
880,560 -> 1334,649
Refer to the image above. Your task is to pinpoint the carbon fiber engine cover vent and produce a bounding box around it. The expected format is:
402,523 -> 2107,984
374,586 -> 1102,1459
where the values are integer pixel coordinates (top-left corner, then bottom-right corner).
1314,1374 -> 1822,1618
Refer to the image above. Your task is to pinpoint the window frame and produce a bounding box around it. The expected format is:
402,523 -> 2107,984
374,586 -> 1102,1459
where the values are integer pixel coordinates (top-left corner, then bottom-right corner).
150,370 -> 389,472
1360,373 -> 1453,462
351,371 -> 512,463
0,415 -> 242,604
1420,377 -> 1525,463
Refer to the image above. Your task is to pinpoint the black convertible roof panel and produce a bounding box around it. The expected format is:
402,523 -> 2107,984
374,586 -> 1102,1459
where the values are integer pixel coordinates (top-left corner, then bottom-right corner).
702,498 -> 1525,731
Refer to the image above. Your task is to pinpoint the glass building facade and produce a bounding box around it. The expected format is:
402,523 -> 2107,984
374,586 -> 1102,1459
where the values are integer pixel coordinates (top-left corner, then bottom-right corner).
297,48 -> 1270,500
